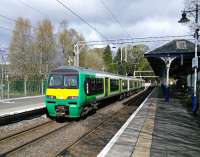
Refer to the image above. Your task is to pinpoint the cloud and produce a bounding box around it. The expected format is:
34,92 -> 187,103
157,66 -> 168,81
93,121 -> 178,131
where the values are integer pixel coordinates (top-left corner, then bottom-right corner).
0,0 -> 191,50
129,17 -> 190,37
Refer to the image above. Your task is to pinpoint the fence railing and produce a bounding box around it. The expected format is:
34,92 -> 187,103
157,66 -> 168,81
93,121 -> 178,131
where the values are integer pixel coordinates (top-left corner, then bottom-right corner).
0,79 -> 47,99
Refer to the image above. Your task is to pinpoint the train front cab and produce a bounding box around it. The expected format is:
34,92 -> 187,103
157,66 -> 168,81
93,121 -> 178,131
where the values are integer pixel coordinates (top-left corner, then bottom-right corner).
45,71 -> 81,118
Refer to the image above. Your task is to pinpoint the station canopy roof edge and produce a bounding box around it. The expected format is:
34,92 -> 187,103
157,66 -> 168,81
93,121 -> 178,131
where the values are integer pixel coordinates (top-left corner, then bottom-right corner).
144,39 -> 200,78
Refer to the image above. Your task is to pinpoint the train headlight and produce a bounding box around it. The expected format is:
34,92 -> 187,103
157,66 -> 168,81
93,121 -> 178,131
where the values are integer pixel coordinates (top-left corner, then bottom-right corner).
47,95 -> 56,99
68,96 -> 78,100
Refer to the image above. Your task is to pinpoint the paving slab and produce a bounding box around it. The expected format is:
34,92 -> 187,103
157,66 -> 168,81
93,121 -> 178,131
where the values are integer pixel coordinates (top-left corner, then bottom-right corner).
0,96 -> 44,117
98,87 -> 200,157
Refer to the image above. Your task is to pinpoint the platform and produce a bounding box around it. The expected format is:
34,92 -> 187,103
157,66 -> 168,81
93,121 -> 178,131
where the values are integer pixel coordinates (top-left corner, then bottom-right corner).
0,96 -> 44,117
98,87 -> 200,157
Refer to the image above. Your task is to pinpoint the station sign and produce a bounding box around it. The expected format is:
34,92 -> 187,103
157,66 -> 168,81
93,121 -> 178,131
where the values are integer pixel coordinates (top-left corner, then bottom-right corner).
192,57 -> 198,68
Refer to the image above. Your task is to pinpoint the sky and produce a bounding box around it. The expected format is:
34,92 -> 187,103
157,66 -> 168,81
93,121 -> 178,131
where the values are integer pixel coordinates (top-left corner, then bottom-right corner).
0,0 -> 192,50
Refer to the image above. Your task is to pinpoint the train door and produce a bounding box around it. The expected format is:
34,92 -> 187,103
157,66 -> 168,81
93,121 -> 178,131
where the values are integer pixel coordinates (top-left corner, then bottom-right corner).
105,77 -> 109,96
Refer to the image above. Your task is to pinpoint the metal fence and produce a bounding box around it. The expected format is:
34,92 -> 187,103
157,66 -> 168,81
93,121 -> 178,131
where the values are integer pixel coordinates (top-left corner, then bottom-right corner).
0,79 -> 47,99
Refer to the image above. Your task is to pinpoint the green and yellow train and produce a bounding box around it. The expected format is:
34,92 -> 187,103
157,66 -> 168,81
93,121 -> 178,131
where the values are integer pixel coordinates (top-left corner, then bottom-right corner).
45,66 -> 145,118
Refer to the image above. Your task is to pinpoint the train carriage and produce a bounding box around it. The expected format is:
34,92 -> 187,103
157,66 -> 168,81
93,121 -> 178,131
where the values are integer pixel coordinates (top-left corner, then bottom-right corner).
45,66 -> 144,118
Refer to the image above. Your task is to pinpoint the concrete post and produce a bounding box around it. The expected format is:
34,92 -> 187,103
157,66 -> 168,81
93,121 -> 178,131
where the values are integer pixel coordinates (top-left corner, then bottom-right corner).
1,56 -> 3,100
41,79 -> 44,95
76,45 -> 80,67
24,79 -> 27,96
120,47 -> 123,62
125,46 -> 127,62
6,75 -> 9,99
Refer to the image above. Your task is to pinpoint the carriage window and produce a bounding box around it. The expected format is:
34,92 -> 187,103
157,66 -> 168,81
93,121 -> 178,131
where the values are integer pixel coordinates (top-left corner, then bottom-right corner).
130,81 -> 133,89
135,82 -> 137,87
110,79 -> 119,91
85,78 -> 104,95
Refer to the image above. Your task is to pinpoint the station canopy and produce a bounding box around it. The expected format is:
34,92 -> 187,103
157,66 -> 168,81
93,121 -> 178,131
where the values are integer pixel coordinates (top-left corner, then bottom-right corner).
144,39 -> 200,78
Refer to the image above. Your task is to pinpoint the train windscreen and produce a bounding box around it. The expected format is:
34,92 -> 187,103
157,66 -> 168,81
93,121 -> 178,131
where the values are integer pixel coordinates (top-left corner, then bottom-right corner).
48,74 -> 78,89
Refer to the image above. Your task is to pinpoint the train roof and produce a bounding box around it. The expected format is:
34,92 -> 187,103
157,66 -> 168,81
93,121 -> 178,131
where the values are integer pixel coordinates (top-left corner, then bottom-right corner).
51,66 -> 144,81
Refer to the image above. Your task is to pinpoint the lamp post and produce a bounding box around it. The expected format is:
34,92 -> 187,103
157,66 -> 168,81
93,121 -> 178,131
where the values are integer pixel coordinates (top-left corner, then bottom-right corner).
178,4 -> 199,113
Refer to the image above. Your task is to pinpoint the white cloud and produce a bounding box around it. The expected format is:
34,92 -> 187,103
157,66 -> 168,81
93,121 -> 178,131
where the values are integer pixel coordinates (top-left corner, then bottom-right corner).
0,0 -> 192,50
130,17 -> 190,37
87,30 -> 101,41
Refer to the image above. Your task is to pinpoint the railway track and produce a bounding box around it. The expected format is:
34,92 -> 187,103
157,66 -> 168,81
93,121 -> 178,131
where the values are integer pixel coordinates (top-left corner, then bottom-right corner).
0,119 -> 53,141
55,110 -> 126,157
0,88 -> 152,157
56,88 -> 151,157
0,101 -> 124,157
0,120 -> 73,156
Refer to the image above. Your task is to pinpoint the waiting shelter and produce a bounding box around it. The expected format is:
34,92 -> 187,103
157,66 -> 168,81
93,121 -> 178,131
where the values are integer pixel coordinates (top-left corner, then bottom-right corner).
144,39 -> 200,112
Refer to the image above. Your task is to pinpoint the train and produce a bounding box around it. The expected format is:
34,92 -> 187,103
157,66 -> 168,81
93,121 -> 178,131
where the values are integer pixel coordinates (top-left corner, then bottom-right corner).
45,66 -> 145,118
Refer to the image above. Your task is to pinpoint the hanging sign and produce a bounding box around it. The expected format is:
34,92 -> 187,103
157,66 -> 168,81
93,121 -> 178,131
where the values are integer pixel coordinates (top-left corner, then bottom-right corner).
192,57 -> 198,68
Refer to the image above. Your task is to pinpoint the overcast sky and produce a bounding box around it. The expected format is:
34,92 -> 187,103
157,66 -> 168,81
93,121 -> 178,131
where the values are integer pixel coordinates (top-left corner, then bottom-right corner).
0,0 -> 191,49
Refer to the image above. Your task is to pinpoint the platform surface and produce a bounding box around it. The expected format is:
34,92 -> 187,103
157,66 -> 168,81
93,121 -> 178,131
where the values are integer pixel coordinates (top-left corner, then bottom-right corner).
0,96 -> 44,117
98,87 -> 200,157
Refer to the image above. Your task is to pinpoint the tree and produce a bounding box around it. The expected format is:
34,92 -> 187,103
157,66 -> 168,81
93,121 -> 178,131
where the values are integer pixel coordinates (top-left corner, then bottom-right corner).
103,45 -> 113,72
34,19 -> 56,75
80,48 -> 105,70
114,44 -> 152,76
58,20 -> 73,65
9,17 -> 33,78
114,48 -> 124,75
9,17 -> 89,78
59,29 -> 72,65
67,28 -> 86,66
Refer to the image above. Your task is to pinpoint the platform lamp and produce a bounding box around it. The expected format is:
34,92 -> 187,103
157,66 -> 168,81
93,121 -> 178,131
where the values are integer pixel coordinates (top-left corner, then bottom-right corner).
178,4 -> 199,113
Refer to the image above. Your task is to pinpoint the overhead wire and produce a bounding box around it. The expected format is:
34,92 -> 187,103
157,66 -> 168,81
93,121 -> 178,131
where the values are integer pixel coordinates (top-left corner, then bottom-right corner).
0,25 -> 13,32
0,24 -> 194,45
0,18 -> 194,43
18,0 -> 48,17
0,16 -> 34,39
99,0 -> 132,38
77,34 -> 193,44
0,3 -> 195,51
0,14 -> 17,23
0,13 -> 37,30
83,38 -> 194,46
1,1 -> 193,44
55,0 -> 109,40
17,0 -> 131,42
17,0 -> 58,23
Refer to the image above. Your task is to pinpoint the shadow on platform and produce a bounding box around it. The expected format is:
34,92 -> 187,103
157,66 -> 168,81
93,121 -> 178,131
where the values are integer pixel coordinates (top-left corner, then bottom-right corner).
151,87 -> 200,157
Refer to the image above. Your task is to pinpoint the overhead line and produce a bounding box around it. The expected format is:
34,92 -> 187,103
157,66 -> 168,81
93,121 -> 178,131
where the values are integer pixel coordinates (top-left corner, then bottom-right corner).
0,13 -> 37,30
18,0 -> 105,40
0,14 -> 17,23
55,0 -> 109,40
0,26 -> 13,32
17,0 -> 59,23
0,25 -> 33,39
80,38 -> 194,46
18,0 -> 48,17
99,0 -> 132,38
77,34 -> 193,44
